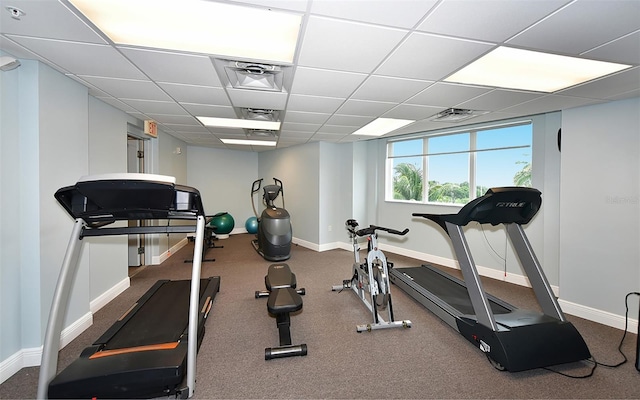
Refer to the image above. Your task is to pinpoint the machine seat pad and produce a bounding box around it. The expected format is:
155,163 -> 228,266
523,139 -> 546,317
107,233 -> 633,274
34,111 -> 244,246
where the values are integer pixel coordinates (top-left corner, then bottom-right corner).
265,263 -> 297,291
267,288 -> 303,315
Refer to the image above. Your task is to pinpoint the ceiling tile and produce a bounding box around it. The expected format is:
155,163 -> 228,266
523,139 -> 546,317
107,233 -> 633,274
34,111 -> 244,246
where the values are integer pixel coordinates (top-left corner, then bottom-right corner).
230,0 -> 310,12
79,76 -> 171,101
316,125 -> 357,134
287,94 -> 345,113
418,0 -> 570,42
376,32 -> 494,80
406,82 -> 491,108
6,36 -> 145,79
325,114 -> 375,126
281,122 -> 321,132
290,67 -> 367,97
120,99 -> 186,115
502,94 -> 603,115
336,99 -> 396,117
159,83 -> 229,105
352,75 -> 434,102
382,104 -> 441,120
508,0 -> 640,55
180,103 -> 236,118
310,0 -> 438,28
582,31 -> 640,65
0,1 -> 106,44
456,89 -> 545,112
558,67 -> 640,99
284,111 -> 331,124
120,47 -> 223,86
297,16 -> 407,73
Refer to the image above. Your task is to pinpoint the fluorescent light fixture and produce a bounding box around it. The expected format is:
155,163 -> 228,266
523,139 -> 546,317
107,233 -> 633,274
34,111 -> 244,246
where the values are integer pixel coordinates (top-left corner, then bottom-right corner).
197,116 -> 280,130
445,46 -> 631,93
69,0 -> 302,63
351,118 -> 415,136
220,138 -> 276,146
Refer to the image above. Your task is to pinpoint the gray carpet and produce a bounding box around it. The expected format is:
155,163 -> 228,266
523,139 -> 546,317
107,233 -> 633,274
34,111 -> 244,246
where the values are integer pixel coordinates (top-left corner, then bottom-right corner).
2,233 -> 639,399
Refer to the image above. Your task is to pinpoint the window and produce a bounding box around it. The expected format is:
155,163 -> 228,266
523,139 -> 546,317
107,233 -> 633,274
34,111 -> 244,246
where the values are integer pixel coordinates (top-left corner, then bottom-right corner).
387,122 -> 532,205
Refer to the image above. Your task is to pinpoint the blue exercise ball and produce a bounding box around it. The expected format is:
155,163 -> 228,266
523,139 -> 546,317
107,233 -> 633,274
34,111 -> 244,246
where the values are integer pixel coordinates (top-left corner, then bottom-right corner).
245,216 -> 258,234
209,212 -> 234,235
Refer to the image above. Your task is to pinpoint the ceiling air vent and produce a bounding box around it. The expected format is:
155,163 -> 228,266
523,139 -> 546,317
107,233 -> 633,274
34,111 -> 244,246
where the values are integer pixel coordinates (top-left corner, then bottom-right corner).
240,108 -> 281,122
224,61 -> 283,91
429,108 -> 487,122
247,129 -> 278,137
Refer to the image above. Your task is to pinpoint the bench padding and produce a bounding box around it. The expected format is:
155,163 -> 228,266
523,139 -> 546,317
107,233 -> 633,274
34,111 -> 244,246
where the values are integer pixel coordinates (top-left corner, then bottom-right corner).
267,287 -> 303,314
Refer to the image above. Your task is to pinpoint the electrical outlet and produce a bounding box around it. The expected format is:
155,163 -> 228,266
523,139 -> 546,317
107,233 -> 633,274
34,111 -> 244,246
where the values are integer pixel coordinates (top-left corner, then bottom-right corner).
328,225 -> 332,232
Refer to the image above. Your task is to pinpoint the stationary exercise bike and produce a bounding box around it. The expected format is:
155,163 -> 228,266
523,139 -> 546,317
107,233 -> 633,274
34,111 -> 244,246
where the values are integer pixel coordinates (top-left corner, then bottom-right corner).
332,219 -> 412,332
250,178 -> 292,262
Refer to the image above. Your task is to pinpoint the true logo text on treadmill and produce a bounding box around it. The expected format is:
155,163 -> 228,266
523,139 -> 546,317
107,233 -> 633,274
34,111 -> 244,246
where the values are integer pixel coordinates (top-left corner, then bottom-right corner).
496,202 -> 526,208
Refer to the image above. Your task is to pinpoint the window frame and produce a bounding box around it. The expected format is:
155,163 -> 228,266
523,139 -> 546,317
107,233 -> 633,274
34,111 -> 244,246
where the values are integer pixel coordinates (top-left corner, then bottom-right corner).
386,120 -> 532,206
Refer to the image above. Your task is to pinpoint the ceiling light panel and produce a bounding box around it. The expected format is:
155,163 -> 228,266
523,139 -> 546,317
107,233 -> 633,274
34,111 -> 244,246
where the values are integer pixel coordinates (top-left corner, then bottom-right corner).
197,116 -> 281,130
220,138 -> 277,146
69,0 -> 302,63
445,47 -> 632,93
351,118 -> 415,136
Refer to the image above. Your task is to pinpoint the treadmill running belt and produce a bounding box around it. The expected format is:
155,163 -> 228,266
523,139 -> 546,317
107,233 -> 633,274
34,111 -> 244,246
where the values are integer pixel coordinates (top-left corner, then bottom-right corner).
395,266 -> 511,316
104,280 -> 204,350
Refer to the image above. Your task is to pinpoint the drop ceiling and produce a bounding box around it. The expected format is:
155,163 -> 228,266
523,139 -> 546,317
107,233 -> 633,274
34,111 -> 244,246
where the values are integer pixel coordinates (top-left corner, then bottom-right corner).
1,0 -> 639,152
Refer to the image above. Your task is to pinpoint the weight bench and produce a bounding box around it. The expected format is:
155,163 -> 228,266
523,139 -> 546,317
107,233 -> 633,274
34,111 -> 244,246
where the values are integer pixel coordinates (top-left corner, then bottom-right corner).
255,263 -> 307,360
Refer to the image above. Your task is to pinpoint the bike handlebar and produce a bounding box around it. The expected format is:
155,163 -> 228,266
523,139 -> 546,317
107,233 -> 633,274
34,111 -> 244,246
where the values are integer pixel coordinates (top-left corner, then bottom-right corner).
345,219 -> 408,237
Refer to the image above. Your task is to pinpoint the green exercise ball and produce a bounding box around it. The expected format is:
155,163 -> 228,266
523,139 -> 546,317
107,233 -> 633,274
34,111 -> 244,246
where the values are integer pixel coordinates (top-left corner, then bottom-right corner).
209,212 -> 234,236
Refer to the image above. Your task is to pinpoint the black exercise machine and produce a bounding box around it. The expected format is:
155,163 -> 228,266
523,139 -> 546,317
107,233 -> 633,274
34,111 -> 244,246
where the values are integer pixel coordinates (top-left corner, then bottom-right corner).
250,178 -> 292,261
389,187 -> 591,372
37,173 -> 220,399
255,263 -> 307,360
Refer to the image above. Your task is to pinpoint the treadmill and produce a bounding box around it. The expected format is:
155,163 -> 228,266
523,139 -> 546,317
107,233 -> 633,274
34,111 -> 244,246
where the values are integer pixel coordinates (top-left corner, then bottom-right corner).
36,173 -> 220,399
389,187 -> 591,372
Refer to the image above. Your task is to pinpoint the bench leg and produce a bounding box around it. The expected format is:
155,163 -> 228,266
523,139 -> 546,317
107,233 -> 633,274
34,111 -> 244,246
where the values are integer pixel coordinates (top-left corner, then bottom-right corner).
264,312 -> 308,360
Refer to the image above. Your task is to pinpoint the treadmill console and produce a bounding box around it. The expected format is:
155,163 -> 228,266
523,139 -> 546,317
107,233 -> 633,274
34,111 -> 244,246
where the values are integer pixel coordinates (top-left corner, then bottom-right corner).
54,173 -> 205,224
414,186 -> 541,229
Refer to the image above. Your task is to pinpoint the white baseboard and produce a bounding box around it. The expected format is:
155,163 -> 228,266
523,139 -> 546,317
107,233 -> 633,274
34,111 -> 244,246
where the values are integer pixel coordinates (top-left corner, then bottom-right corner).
559,299 -> 639,333
292,237 -> 320,251
0,346 -> 41,384
0,310 -> 93,385
90,277 -> 130,313
0,277 -> 131,384
154,237 -> 189,265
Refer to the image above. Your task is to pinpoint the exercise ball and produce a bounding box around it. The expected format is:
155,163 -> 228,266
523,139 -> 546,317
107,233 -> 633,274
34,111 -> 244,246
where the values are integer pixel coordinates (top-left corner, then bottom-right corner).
209,212 -> 234,238
245,216 -> 258,234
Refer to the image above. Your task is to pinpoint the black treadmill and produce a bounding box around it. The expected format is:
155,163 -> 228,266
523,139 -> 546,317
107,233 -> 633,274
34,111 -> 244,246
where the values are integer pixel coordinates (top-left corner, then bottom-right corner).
36,174 -> 220,399
389,187 -> 591,372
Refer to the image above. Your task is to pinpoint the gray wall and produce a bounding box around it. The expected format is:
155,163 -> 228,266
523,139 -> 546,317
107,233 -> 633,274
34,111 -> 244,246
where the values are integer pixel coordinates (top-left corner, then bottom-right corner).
0,59 -> 91,367
187,145 -> 258,227
258,142 -> 321,245
86,96 -> 134,303
560,97 -> 640,318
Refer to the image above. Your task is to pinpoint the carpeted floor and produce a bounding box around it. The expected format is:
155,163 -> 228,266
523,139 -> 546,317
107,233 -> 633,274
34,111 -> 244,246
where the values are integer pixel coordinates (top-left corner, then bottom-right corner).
2,233 -> 639,399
